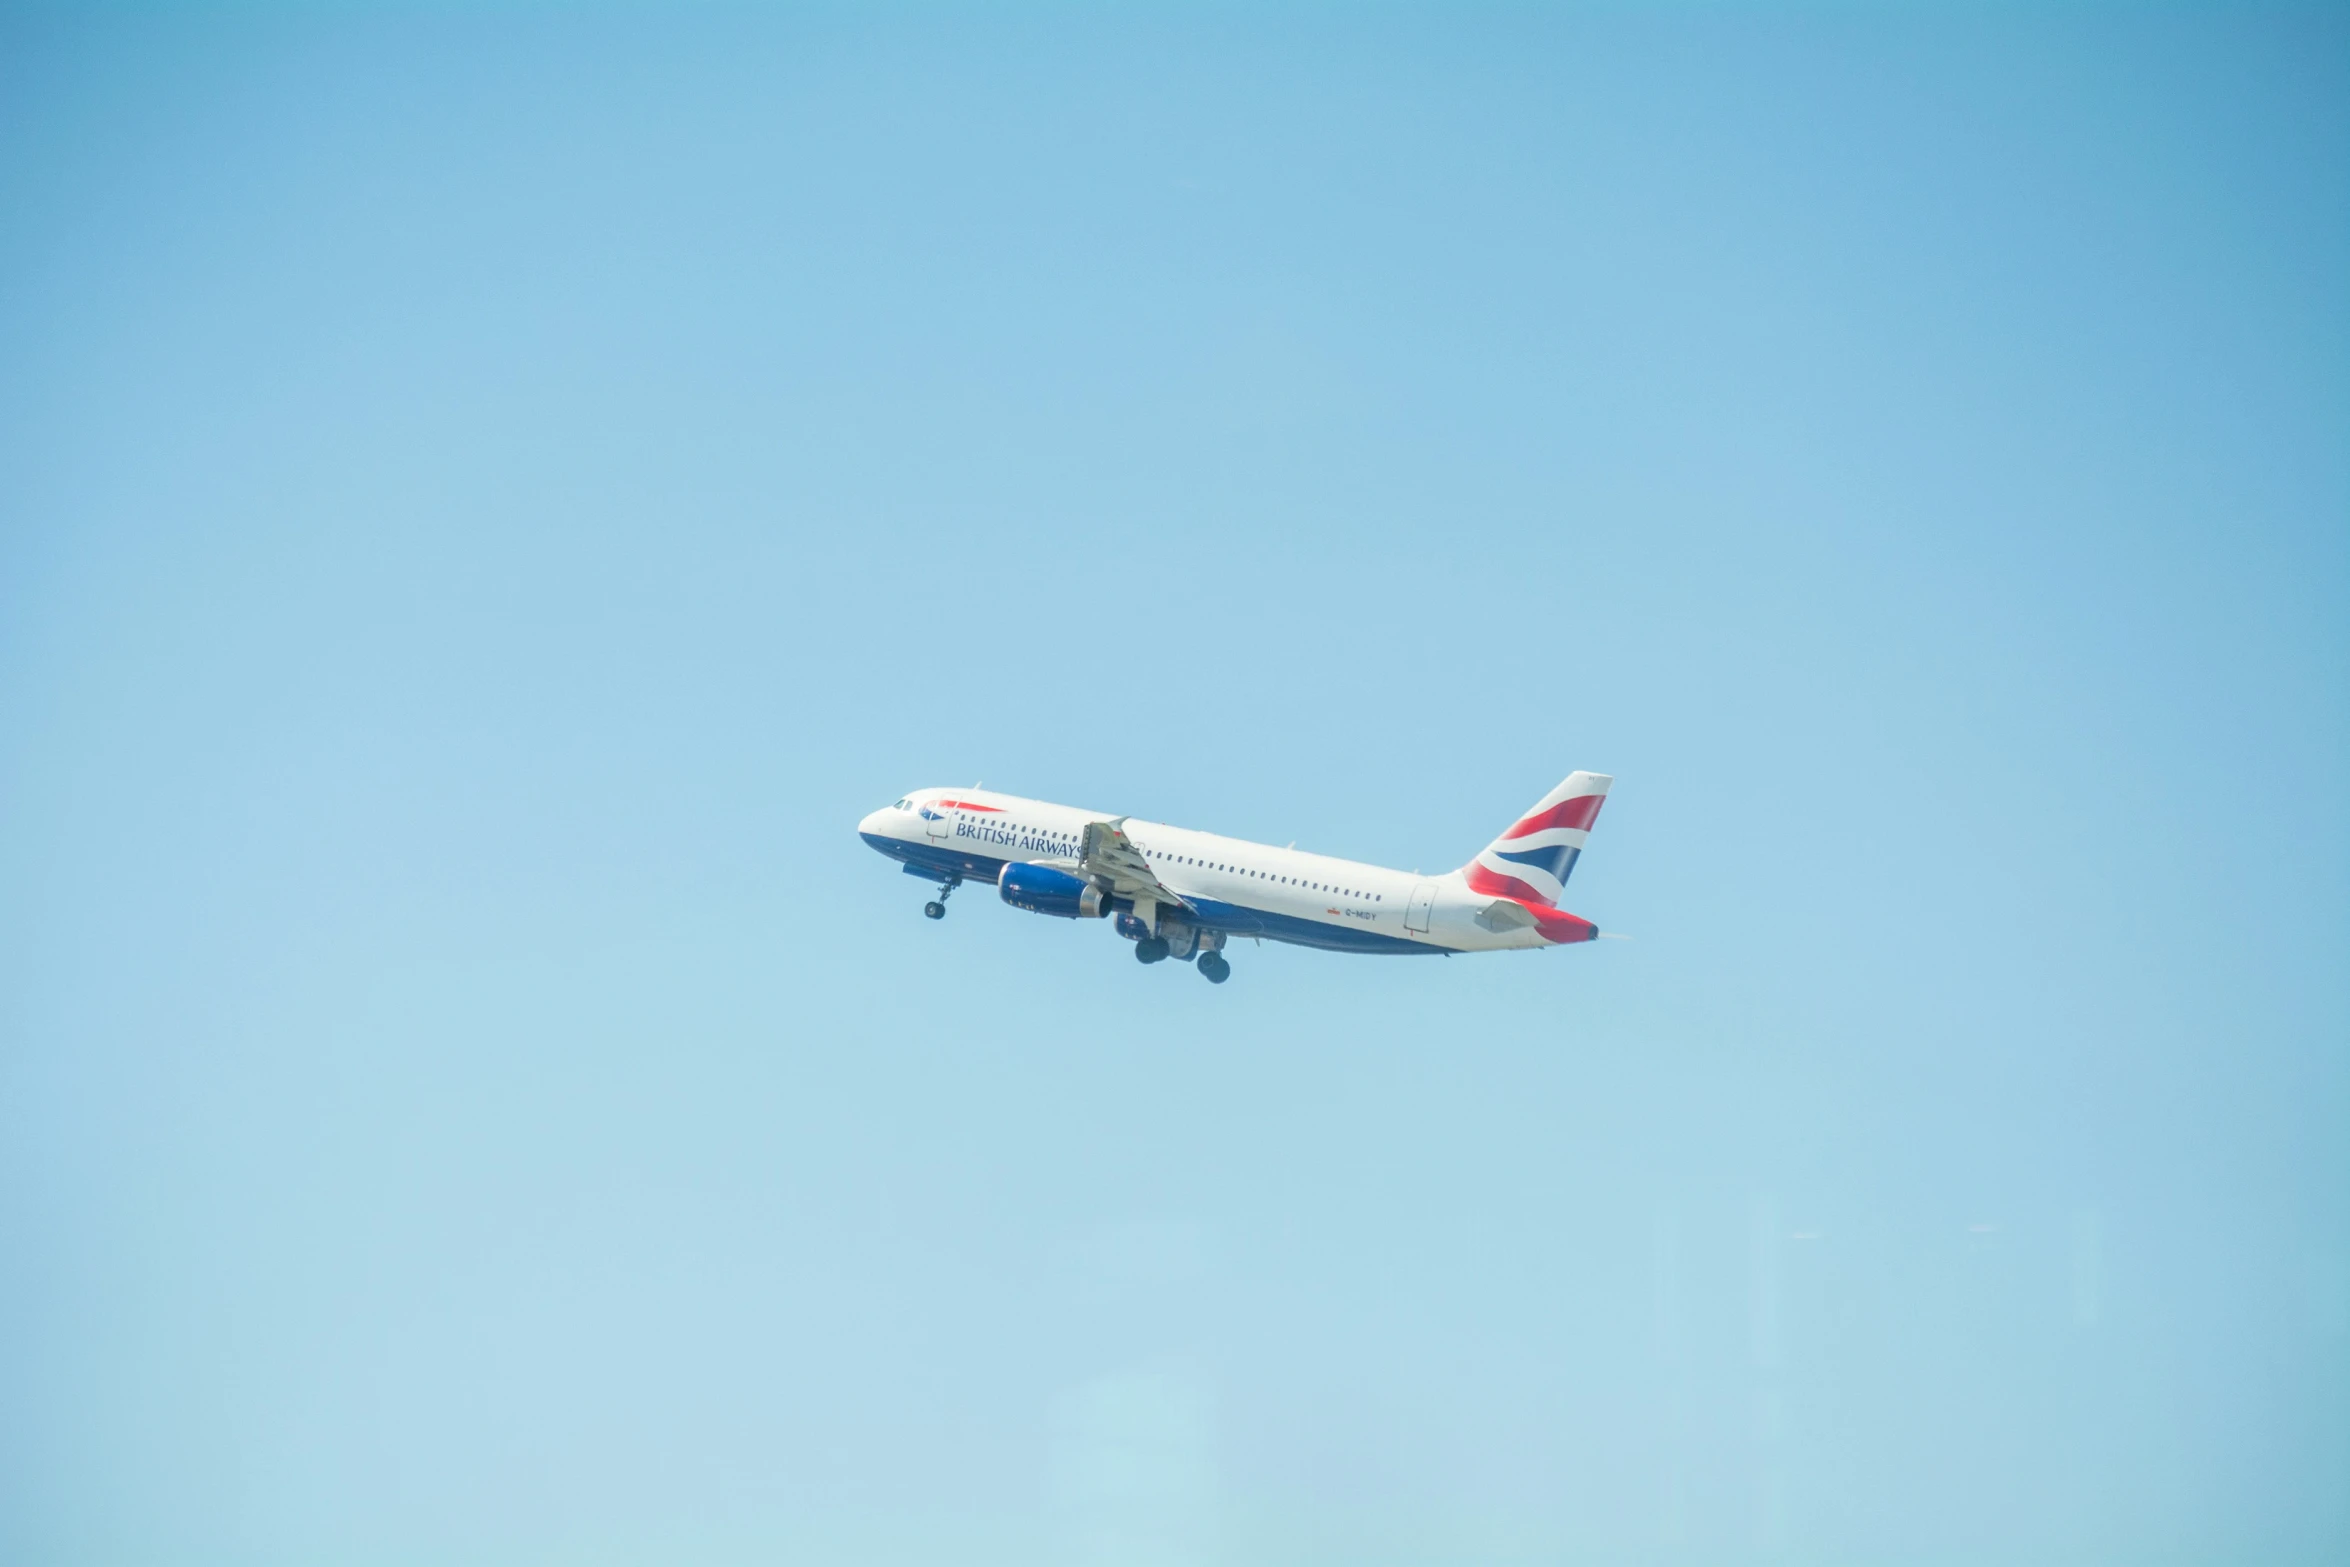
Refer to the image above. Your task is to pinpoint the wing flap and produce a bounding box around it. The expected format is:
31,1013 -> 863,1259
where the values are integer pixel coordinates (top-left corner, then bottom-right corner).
1081,818 -> 1188,913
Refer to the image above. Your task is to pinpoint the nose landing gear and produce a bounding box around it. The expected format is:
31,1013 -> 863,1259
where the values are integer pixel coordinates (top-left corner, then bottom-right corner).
924,873 -> 961,920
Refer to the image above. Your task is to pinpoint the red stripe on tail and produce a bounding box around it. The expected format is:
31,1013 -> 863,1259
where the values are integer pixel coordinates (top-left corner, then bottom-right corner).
1502,794 -> 1605,839
1465,862 -> 1554,904
1462,864 -> 1599,944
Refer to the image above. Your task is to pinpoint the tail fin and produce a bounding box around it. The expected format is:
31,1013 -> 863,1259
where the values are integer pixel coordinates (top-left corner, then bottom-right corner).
1462,771 -> 1613,906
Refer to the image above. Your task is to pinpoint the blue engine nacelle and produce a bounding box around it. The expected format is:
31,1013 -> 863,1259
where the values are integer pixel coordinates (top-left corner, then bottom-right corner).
999,862 -> 1111,919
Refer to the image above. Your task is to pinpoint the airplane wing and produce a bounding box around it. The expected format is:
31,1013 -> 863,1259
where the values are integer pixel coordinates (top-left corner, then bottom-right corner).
1080,818 -> 1190,913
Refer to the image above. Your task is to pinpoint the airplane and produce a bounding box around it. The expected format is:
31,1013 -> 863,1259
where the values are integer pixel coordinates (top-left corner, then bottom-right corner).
856,770 -> 1613,983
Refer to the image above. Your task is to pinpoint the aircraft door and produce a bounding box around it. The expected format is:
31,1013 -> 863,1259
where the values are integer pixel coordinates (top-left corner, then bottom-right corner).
923,800 -> 953,843
1406,882 -> 1436,934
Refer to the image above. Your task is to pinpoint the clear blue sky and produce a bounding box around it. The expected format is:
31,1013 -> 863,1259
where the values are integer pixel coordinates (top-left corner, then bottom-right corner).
2,4 -> 2344,1564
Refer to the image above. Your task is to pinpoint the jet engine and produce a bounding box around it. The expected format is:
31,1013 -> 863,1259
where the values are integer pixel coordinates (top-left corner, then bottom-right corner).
999,862 -> 1110,919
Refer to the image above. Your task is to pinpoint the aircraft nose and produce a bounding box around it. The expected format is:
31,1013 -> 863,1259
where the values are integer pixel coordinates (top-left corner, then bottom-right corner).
858,806 -> 893,837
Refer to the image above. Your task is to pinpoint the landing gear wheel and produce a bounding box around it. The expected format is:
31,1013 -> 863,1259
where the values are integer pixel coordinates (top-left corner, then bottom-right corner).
1135,936 -> 1170,964
1197,950 -> 1230,984
924,873 -> 960,921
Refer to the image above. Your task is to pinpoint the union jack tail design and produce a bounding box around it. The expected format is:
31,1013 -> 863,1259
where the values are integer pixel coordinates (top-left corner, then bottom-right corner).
1461,771 -> 1613,918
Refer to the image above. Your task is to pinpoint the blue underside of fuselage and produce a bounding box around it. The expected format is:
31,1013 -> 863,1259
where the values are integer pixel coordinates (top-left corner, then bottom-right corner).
862,833 -> 1444,955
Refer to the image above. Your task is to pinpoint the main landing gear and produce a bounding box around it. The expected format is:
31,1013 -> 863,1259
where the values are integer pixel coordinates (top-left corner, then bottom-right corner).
1132,934 -> 1231,983
923,873 -> 961,921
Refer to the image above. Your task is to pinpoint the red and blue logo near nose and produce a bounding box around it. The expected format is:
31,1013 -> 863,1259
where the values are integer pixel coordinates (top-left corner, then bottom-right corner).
921,798 -> 1003,822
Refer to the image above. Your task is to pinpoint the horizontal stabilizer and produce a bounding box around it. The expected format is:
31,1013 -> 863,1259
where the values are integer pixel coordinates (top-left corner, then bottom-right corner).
1475,899 -> 1539,933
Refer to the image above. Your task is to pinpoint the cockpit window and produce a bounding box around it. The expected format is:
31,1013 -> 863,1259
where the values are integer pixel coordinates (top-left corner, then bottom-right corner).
894,798 -> 911,809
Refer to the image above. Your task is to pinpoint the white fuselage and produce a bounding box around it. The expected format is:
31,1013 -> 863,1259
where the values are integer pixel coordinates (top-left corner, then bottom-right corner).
858,787 -> 1573,955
